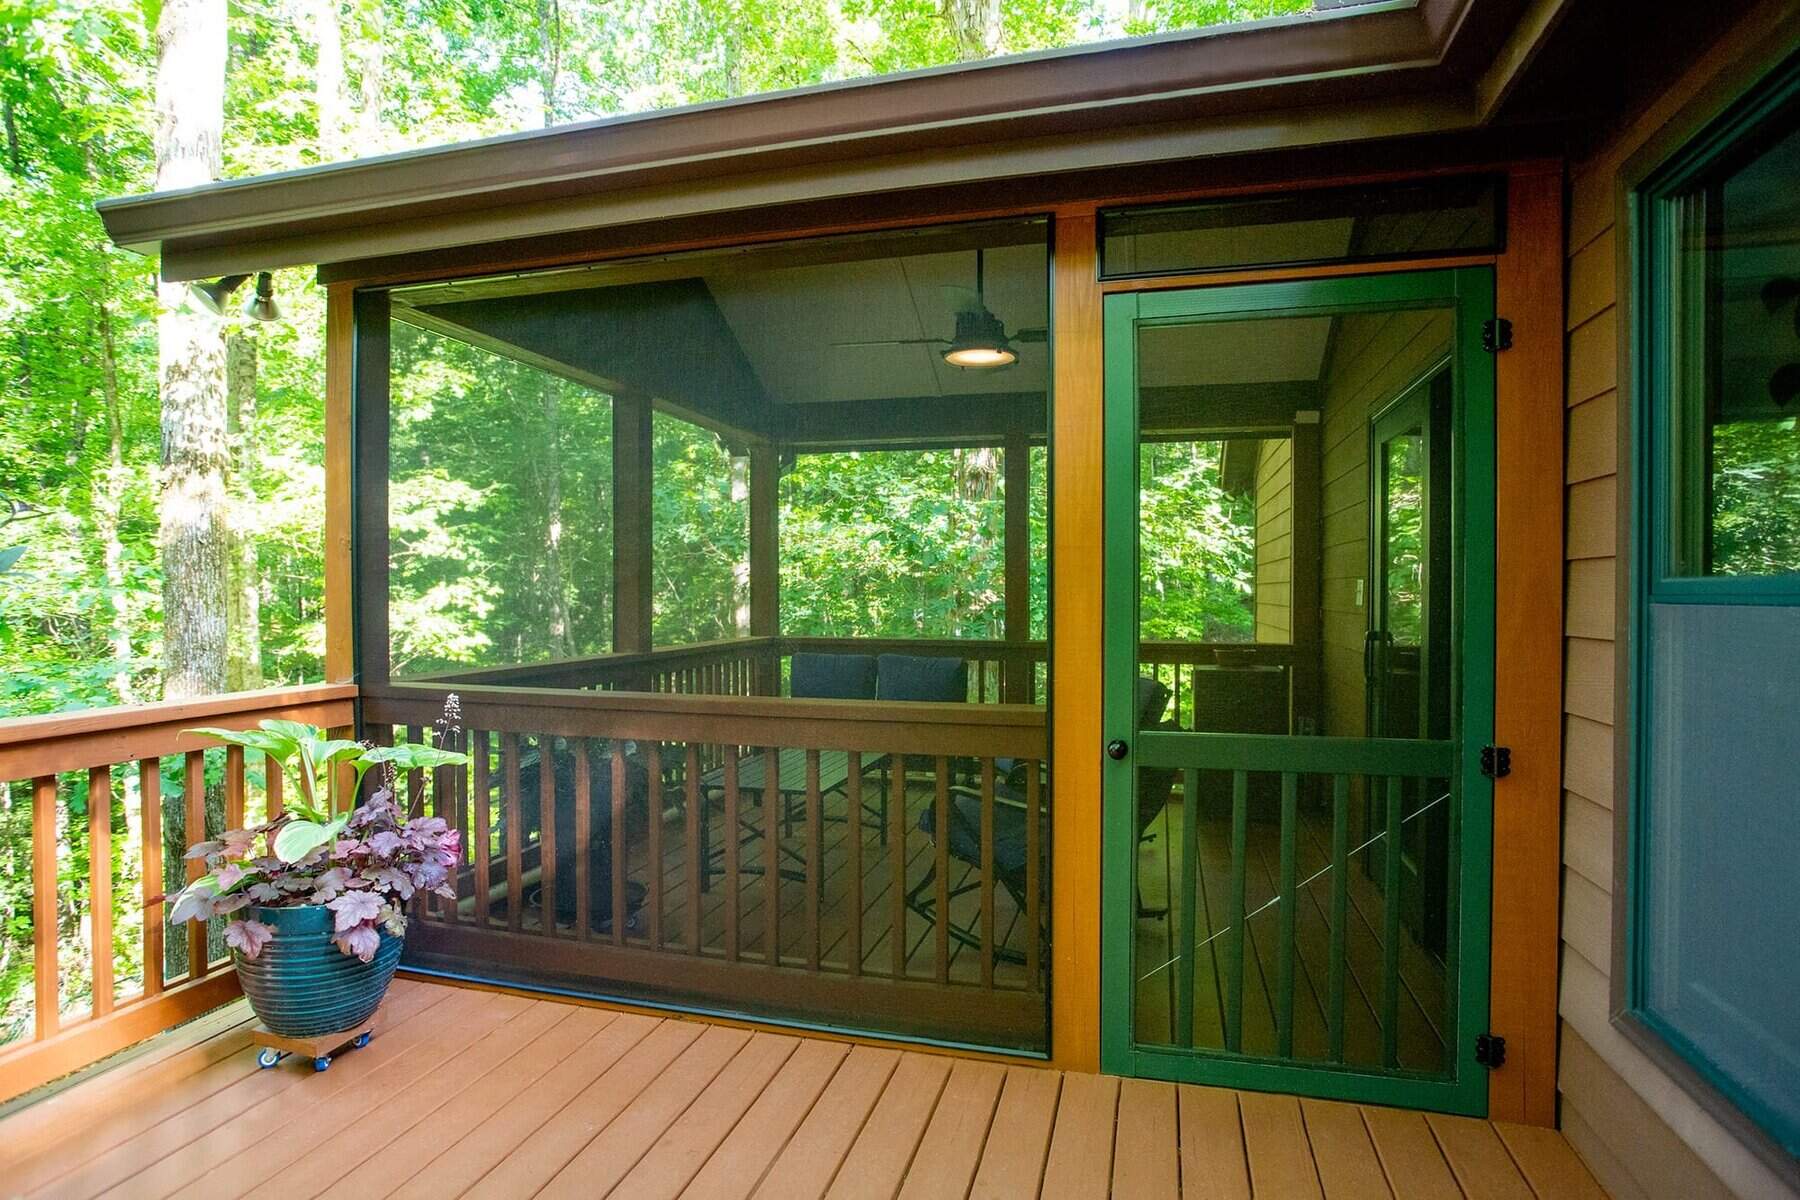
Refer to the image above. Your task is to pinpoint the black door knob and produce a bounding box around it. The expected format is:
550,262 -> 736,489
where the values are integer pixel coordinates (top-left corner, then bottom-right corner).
1106,739 -> 1129,761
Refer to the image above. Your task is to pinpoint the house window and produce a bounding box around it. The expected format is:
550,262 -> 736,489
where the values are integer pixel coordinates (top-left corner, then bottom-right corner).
1633,55 -> 1800,1157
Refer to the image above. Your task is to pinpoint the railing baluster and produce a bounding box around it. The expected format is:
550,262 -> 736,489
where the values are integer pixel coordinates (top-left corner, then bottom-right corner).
889,761 -> 906,979
184,749 -> 208,978
645,741 -> 663,950
1328,773 -> 1350,1062
979,758 -> 995,990
538,736 -> 558,937
1225,769 -> 1248,1053
762,747 -> 781,966
685,745 -> 702,954
265,752 -> 283,823
89,765 -> 114,1018
1025,759 -> 1041,991
1176,766 -> 1200,1047
1382,774 -> 1403,1068
805,749 -> 821,972
934,757 -> 950,984
1276,772 -> 1298,1059
574,740 -> 592,940
502,734 -> 523,935
406,724 -> 425,817
724,744 -> 741,962
432,733 -> 456,922
140,759 -> 164,997
846,751 -> 863,977
224,745 -> 245,831
471,731 -> 491,927
610,743 -> 628,947
32,776 -> 59,1038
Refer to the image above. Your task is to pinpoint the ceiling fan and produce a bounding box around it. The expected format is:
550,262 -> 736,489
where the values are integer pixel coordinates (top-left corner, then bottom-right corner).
834,248 -> 1047,369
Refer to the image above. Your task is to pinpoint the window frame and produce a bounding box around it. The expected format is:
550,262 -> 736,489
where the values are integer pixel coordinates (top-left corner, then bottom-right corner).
1624,46 -> 1800,1167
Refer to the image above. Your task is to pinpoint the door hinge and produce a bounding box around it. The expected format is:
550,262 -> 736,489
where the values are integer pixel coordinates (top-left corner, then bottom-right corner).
1481,317 -> 1514,352
1475,1033 -> 1507,1069
1480,745 -> 1512,779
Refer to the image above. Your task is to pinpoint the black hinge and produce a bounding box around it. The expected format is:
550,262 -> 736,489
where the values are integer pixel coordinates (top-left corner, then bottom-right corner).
1475,1033 -> 1507,1069
1480,745 -> 1512,779
1481,317 -> 1514,352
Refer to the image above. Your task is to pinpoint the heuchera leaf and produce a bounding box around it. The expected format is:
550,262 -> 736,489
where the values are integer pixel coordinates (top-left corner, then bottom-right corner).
327,889 -> 383,932
225,919 -> 276,959
334,923 -> 381,962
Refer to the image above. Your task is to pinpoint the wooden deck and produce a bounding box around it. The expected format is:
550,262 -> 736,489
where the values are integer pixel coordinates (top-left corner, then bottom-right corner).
0,979 -> 1606,1199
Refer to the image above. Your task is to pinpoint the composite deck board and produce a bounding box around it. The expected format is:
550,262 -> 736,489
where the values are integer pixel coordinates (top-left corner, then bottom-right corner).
0,979 -> 1604,1199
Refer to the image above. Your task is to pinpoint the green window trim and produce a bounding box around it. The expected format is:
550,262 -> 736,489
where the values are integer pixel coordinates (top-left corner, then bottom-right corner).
1627,45 -> 1800,1162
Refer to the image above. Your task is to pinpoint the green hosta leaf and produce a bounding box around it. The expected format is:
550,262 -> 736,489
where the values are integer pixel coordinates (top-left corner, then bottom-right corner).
186,726 -> 297,761
272,815 -> 346,864
363,744 -> 470,772
0,545 -> 23,574
260,719 -> 322,744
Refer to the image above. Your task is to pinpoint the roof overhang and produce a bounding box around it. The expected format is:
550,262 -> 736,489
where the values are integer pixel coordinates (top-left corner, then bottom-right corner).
98,0 -> 1573,281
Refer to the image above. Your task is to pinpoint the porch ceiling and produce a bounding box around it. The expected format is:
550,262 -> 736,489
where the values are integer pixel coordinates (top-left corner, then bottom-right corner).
92,0 -> 1579,281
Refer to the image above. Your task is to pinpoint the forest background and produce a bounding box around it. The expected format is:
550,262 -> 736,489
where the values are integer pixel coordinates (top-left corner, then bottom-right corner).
0,0 -> 1291,1042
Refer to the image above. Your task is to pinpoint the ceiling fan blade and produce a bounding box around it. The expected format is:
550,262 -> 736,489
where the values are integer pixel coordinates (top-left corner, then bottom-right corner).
830,337 -> 948,348
1012,327 -> 1048,343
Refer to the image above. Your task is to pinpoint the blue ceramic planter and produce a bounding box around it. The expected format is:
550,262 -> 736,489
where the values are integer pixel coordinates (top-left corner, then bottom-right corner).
233,905 -> 403,1037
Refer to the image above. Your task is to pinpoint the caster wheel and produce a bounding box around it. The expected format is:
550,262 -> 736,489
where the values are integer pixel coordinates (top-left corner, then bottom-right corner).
353,1032 -> 372,1049
256,1049 -> 282,1069
313,1056 -> 331,1072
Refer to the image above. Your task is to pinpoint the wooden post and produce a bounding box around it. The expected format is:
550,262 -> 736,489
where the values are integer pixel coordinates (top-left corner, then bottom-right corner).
1487,161 -> 1565,1127
323,286 -> 354,684
1003,430 -> 1031,703
1050,206 -> 1103,1072
613,392 -> 654,658
748,442 -> 780,695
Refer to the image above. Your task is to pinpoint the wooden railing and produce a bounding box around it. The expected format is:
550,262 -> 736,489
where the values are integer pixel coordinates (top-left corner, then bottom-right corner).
411,634 -> 1050,705
366,684 -> 1050,1048
0,684 -> 356,1104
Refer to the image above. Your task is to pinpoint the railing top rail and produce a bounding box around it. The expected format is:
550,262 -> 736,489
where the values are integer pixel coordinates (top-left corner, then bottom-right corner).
407,637 -> 778,685
0,683 -> 358,779
369,682 -> 1047,757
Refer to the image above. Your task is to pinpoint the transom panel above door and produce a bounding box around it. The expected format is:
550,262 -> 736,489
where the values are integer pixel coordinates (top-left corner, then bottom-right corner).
1099,269 -> 1496,1115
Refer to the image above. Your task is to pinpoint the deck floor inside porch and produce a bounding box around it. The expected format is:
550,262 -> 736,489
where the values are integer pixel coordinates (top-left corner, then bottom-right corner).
0,978 -> 1606,1200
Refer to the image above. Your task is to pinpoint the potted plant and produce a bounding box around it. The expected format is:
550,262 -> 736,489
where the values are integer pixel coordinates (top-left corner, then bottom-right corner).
165,717 -> 467,1047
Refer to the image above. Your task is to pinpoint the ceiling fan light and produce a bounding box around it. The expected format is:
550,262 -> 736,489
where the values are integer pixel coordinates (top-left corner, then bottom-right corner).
943,343 -> 1017,368
942,307 -> 1017,369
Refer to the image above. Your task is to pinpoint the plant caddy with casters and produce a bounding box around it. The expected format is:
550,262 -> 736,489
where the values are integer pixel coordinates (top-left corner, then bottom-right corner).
165,711 -> 467,1071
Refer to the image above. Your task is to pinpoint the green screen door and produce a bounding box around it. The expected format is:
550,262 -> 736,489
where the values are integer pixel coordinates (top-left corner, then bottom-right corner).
1099,269 -> 1495,1114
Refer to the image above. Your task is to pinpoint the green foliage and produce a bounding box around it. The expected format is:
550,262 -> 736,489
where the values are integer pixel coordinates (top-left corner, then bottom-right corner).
1710,417 -> 1800,576
1137,440 -> 1256,642
0,0 -> 1310,1047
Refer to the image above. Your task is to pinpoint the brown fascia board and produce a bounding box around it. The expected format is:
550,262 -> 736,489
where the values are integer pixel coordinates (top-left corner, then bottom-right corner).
159,85 -> 1488,280
96,0 -> 1507,277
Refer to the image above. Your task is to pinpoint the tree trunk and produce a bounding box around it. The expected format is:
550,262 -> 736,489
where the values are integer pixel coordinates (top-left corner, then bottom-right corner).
731,454 -> 751,636
353,0 -> 383,150
540,382 -> 573,657
154,0 -> 229,701
313,0 -> 346,160
95,276 -> 135,706
536,0 -> 561,126
225,330 -> 263,691
941,0 -> 1001,60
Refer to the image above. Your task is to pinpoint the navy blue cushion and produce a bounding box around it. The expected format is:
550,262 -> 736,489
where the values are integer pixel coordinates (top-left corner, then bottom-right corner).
790,652 -> 878,700
876,654 -> 968,702
1136,675 -> 1171,726
918,795 -> 1028,879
